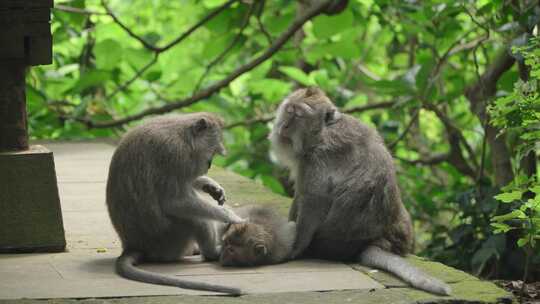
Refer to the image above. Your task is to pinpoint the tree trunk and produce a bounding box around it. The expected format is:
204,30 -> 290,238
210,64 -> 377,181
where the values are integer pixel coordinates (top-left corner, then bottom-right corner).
465,51 -> 515,187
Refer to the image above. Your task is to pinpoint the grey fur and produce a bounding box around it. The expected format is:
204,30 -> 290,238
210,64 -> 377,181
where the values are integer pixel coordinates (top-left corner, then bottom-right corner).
219,205 -> 296,266
106,113 -> 242,295
269,87 -> 451,296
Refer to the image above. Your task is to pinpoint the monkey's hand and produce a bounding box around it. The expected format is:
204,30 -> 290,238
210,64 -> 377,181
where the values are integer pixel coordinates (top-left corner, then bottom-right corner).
223,207 -> 246,224
202,183 -> 226,205
195,176 -> 226,205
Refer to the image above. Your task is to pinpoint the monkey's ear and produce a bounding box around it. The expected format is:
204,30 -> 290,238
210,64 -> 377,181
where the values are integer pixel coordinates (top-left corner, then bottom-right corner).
254,244 -> 268,256
305,86 -> 326,98
324,108 -> 341,125
192,118 -> 209,133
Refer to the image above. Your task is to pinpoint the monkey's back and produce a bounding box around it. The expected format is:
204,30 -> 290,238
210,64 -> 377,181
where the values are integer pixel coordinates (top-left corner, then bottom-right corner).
106,117 -> 194,258
235,205 -> 296,263
235,205 -> 287,228
304,115 -> 414,258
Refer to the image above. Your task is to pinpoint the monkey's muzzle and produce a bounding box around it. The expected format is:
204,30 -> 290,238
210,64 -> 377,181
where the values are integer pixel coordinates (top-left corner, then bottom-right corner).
217,143 -> 227,156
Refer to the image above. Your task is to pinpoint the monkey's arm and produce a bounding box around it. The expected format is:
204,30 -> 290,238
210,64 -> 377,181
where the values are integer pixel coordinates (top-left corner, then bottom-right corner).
163,192 -> 243,224
193,220 -> 221,261
288,199 -> 298,221
193,176 -> 226,205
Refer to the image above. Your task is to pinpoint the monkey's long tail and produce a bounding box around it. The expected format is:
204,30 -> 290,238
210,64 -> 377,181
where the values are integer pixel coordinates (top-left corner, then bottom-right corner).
358,245 -> 451,296
116,251 -> 242,295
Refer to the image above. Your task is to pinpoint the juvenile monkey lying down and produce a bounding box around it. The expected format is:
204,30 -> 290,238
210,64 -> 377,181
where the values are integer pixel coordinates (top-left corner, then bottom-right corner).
219,205 -> 296,267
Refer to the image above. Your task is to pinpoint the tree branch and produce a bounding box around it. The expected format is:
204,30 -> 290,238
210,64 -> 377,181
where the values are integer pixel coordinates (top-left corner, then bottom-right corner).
343,101 -> 395,113
225,116 -> 274,129
101,0 -> 239,54
423,103 -> 478,178
465,50 -> 515,119
100,0 -> 160,52
255,0 -> 273,45
54,4 -> 108,15
195,2 -> 255,91
395,153 -> 449,165
465,50 -> 516,187
106,53 -> 159,100
157,0 -> 240,54
80,0 -> 335,128
425,104 -> 476,161
388,107 -> 420,150
223,100 -> 396,130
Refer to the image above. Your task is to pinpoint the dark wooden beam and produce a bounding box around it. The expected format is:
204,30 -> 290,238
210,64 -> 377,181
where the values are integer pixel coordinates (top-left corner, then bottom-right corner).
0,62 -> 27,151
0,0 -> 52,152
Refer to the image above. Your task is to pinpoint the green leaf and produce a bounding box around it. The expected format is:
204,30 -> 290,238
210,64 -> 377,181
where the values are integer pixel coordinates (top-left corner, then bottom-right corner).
248,79 -> 292,102
259,175 -> 285,195
312,9 -> 354,39
328,38 -> 362,59
494,190 -> 523,203
530,185 -> 540,194
490,222 -> 512,233
94,39 -> 123,70
370,79 -> 414,95
491,210 -> 527,222
68,70 -> 111,94
125,48 -> 154,70
203,0 -> 229,8
517,237 -> 529,247
266,11 -> 294,34
278,66 -> 316,86
144,70 -> 162,82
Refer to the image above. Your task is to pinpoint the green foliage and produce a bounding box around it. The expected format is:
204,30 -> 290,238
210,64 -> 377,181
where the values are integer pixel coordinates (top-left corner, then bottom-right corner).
488,37 -> 540,279
28,0 -> 540,280
490,37 -> 540,162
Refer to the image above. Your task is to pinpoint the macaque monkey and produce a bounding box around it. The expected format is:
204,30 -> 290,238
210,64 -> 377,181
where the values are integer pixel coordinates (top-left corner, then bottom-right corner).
269,87 -> 451,296
106,113 -> 243,295
219,205 -> 296,267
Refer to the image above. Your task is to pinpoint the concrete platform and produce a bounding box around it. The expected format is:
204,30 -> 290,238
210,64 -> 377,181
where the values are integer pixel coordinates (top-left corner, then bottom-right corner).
0,141 -> 513,303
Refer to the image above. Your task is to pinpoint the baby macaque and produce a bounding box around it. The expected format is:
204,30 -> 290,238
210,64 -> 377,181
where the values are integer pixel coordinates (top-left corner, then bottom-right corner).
219,205 -> 296,267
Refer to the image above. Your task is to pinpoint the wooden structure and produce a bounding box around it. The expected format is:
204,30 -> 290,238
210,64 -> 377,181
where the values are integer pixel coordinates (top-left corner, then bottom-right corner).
0,0 -> 66,253
0,0 -> 53,150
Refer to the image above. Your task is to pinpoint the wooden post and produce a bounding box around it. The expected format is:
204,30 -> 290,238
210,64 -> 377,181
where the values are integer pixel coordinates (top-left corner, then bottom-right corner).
0,0 -> 66,253
0,0 -> 52,152
0,62 -> 28,151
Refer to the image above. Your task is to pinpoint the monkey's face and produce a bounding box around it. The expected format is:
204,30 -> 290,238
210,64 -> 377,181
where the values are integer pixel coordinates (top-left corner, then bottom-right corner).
188,113 -> 227,175
271,87 -> 340,154
219,223 -> 270,267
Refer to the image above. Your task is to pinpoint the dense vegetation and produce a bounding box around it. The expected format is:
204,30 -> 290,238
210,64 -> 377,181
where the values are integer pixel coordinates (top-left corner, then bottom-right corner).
30,0 -> 539,282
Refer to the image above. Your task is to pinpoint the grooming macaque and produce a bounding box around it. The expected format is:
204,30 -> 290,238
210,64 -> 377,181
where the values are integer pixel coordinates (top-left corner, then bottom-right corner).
219,205 -> 296,267
269,87 -> 451,296
106,113 -> 243,295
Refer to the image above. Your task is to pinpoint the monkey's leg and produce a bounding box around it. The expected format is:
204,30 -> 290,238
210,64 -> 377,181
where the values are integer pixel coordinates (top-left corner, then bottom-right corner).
193,221 -> 221,261
193,176 -> 226,205
289,197 -> 326,259
164,195 -> 244,224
